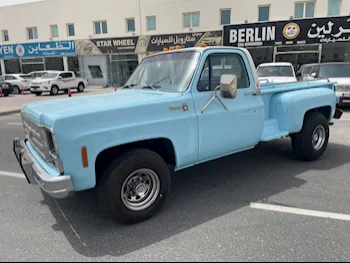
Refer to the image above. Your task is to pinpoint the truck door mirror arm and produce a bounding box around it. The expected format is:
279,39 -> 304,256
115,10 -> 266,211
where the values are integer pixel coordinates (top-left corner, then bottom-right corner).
201,74 -> 237,114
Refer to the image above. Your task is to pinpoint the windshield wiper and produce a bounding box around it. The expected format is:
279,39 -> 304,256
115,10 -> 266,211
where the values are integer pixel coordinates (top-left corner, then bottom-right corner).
141,85 -> 159,92
122,84 -> 138,89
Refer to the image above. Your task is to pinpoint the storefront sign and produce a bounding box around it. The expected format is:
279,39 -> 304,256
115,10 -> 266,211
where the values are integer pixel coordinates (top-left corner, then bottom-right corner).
76,37 -> 139,55
0,41 -> 76,59
138,31 -> 222,52
223,16 -> 350,48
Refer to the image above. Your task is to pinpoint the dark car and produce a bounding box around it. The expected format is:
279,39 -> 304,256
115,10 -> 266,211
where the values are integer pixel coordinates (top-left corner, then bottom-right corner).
0,79 -> 13,97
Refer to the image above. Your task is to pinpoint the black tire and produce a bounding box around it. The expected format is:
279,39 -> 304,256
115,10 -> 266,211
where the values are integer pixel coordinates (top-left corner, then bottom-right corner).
98,149 -> 171,224
50,85 -> 59,96
35,92 -> 42,96
292,112 -> 329,161
3,93 -> 9,97
13,86 -> 20,95
77,82 -> 85,93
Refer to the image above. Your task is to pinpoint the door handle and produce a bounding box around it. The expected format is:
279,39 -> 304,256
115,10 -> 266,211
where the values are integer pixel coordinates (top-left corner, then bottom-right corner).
245,90 -> 261,96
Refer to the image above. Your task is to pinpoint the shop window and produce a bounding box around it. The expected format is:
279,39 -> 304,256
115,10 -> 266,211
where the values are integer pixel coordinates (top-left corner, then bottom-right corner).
147,16 -> 156,31
51,25 -> 59,38
295,2 -> 315,19
67,23 -> 75,36
94,21 -> 108,35
27,27 -> 38,40
247,47 -> 274,67
45,57 -> 64,71
328,0 -> 341,16
322,43 -> 350,63
5,59 -> 21,74
2,30 -> 9,42
258,6 -> 270,22
220,9 -> 231,25
183,12 -> 200,28
126,18 -> 135,32
88,65 -> 104,78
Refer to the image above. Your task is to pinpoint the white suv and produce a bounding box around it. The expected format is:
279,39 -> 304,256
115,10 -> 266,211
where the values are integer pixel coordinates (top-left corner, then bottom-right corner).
0,74 -> 32,94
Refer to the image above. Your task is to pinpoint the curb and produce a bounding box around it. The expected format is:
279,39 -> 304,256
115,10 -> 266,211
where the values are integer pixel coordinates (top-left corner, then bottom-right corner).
0,109 -> 21,117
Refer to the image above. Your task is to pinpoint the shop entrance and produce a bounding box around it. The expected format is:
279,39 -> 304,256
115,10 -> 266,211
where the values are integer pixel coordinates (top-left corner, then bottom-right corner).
274,44 -> 321,73
110,55 -> 139,86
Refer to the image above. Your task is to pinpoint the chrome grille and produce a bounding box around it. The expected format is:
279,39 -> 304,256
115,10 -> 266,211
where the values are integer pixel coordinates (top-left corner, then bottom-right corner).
22,113 -> 46,159
335,85 -> 350,92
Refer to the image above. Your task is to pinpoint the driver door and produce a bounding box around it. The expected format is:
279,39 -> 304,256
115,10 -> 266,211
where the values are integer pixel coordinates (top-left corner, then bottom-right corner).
193,50 -> 265,161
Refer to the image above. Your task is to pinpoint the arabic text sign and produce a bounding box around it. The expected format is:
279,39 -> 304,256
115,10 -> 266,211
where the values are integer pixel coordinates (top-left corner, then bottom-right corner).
147,32 -> 206,52
0,41 -> 76,59
223,16 -> 350,47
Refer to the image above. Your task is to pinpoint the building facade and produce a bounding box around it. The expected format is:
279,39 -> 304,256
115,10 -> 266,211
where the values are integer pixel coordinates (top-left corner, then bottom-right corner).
0,0 -> 349,85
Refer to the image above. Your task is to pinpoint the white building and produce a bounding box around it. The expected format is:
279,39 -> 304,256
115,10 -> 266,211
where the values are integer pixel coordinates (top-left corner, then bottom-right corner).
0,0 -> 349,85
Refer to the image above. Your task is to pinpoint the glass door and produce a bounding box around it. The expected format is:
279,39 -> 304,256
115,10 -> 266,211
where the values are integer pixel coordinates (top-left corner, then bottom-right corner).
274,44 -> 321,73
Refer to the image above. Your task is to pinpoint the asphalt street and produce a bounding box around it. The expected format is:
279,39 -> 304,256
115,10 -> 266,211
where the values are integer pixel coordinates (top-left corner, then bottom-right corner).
1,112 -> 350,261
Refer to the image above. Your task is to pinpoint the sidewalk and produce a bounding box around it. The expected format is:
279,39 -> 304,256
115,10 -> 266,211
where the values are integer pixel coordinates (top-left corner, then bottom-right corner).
0,106 -> 21,116
0,87 -> 115,117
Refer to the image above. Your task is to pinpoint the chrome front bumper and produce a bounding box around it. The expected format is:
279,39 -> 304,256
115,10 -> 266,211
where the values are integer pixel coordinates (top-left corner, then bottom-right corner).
13,138 -> 73,199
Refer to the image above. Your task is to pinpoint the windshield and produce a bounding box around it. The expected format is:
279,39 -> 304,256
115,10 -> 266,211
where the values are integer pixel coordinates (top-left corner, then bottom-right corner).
19,75 -> 32,79
257,66 -> 295,77
42,73 -> 59,79
319,64 -> 350,78
124,51 -> 200,93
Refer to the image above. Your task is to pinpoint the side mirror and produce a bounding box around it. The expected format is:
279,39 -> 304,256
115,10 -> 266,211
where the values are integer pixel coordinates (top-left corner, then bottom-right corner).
58,76 -> 63,80
310,73 -> 317,78
220,74 -> 237,99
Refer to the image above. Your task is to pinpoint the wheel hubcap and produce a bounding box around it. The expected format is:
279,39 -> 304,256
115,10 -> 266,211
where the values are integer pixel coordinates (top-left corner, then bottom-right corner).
312,125 -> 326,151
121,168 -> 160,211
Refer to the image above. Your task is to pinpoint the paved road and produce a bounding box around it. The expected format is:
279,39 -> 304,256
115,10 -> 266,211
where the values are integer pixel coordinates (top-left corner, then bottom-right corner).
1,113 -> 350,261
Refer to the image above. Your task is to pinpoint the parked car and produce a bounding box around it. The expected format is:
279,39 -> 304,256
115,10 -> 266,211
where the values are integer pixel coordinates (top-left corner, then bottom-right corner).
30,71 -> 88,96
0,79 -> 13,97
14,46 -> 341,224
304,62 -> 350,106
28,71 -> 51,80
257,62 -> 297,83
296,63 -> 318,81
0,74 -> 32,94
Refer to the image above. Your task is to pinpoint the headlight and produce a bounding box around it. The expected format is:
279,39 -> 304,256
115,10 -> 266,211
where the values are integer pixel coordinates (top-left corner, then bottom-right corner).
45,128 -> 58,158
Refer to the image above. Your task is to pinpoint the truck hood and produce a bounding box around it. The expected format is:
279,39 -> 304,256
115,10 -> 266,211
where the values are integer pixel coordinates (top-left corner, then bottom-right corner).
258,77 -> 297,83
327,78 -> 350,85
21,90 -> 183,126
31,79 -> 52,85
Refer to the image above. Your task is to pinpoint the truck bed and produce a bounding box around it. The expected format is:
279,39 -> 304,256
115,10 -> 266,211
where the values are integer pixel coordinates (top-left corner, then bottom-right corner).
259,79 -> 336,142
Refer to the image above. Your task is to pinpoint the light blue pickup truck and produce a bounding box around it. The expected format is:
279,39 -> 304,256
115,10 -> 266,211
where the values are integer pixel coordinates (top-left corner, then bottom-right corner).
14,46 -> 342,224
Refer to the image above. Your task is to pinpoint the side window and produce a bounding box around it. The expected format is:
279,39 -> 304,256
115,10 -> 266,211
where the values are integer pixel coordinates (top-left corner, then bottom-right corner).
65,73 -> 73,78
59,73 -> 65,79
6,76 -> 15,80
198,53 -> 250,92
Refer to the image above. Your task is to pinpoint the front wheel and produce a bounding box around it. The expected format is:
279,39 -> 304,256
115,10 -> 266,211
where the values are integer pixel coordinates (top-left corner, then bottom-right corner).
98,149 -> 171,224
50,86 -> 59,96
13,86 -> 20,95
292,112 -> 329,161
77,83 -> 85,93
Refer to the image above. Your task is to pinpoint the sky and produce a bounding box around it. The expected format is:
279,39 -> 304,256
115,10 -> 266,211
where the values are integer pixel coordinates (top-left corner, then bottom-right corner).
0,0 -> 42,6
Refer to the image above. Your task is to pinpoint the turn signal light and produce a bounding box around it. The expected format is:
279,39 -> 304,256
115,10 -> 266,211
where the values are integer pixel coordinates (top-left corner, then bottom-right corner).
81,147 -> 89,168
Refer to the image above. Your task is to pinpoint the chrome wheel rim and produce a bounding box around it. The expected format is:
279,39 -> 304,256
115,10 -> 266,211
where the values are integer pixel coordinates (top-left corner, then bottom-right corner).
13,87 -> 19,94
121,168 -> 160,211
312,125 -> 326,151
78,84 -> 84,92
52,87 -> 58,95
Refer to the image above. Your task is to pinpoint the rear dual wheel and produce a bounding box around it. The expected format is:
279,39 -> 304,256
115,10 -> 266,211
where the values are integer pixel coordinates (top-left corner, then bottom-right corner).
292,112 -> 329,161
